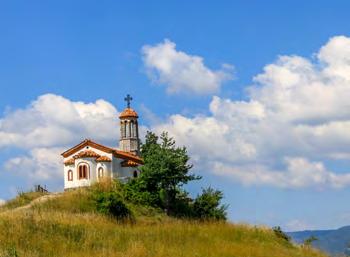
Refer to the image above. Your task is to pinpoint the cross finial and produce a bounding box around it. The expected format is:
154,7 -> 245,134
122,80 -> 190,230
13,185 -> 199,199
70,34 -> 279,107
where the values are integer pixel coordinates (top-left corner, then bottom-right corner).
124,94 -> 133,108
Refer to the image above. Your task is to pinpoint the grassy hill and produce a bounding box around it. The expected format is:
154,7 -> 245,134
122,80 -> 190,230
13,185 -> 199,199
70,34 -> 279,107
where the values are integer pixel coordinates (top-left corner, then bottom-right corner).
0,189 -> 328,257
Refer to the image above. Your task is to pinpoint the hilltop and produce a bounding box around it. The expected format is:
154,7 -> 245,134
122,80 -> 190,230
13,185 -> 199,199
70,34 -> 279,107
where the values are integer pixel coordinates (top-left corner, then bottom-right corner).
0,189 -> 327,257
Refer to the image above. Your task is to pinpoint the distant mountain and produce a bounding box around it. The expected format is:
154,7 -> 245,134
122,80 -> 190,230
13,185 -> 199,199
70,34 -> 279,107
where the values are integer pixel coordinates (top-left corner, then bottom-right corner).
288,226 -> 350,256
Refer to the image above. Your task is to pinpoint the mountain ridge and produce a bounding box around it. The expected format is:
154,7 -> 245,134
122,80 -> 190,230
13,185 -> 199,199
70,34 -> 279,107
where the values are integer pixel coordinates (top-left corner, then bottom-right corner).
288,226 -> 350,256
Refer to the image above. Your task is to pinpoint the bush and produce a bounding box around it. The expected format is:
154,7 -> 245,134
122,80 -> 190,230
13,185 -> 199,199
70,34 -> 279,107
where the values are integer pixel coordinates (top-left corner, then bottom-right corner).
193,187 -> 227,220
272,226 -> 291,242
123,179 -> 161,207
162,189 -> 194,218
93,190 -> 131,220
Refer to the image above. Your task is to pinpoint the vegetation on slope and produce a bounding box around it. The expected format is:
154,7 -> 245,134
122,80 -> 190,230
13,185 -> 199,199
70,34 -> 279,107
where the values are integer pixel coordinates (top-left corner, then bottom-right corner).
0,189 -> 327,257
1,191 -> 47,210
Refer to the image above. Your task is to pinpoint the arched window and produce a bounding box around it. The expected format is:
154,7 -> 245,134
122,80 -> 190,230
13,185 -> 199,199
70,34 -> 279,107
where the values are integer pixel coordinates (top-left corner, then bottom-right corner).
78,164 -> 89,180
133,170 -> 138,178
67,170 -> 73,181
98,167 -> 104,179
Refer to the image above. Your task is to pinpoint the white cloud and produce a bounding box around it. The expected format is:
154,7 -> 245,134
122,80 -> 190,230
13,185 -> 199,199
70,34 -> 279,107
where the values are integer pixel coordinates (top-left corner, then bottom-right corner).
0,199 -> 5,206
151,35 -> 350,189
0,94 -> 120,183
4,147 -> 64,181
212,158 -> 350,189
285,219 -> 314,232
0,94 -> 118,149
142,39 -> 233,95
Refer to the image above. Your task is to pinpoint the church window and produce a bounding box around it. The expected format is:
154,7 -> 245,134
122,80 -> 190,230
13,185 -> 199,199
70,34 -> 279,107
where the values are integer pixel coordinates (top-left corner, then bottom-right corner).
126,121 -> 130,138
78,164 -> 89,180
133,170 -> 138,178
98,167 -> 104,178
68,170 -> 73,181
131,121 -> 135,137
121,121 -> 126,138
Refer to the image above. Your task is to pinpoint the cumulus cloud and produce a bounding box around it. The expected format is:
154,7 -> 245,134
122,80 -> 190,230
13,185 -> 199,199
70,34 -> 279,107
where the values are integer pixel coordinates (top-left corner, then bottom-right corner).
4,147 -> 64,181
151,35 -> 350,189
0,94 -> 118,149
142,39 -> 233,95
212,158 -> 350,189
0,199 -> 5,206
0,94 -> 119,183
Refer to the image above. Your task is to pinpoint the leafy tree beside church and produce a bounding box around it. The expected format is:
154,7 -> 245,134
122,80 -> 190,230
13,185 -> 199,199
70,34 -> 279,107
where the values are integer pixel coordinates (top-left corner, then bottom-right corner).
125,131 -> 227,220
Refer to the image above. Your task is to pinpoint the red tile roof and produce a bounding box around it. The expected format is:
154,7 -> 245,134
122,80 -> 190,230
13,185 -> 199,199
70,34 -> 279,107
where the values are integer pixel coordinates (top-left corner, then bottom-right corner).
61,139 -> 143,165
96,156 -> 112,162
73,150 -> 100,159
121,159 -> 139,167
64,158 -> 75,166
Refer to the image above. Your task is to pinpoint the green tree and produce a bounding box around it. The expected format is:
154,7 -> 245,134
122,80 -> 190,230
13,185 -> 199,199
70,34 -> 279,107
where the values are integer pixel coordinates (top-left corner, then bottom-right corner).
124,131 -> 227,220
138,131 -> 200,214
193,187 -> 228,220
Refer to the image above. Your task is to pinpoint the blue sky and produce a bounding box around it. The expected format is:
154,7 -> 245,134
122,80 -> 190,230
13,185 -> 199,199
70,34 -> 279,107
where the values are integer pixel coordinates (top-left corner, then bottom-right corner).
2,0 -> 350,231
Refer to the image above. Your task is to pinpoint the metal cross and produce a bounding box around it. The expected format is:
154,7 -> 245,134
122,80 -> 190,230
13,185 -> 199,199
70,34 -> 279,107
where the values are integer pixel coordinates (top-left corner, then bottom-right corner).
124,94 -> 133,108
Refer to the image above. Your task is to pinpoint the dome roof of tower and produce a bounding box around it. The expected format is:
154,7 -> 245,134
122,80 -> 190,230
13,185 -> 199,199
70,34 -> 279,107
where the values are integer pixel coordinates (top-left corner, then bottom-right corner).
119,108 -> 138,118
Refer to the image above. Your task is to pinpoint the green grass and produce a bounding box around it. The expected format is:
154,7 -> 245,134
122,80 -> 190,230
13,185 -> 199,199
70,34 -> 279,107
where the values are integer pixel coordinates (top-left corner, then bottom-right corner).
0,191 -> 47,210
0,189 -> 328,257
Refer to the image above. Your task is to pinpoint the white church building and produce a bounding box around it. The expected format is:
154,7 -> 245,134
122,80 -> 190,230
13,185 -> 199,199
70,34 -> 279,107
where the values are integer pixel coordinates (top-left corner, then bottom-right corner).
61,95 -> 143,190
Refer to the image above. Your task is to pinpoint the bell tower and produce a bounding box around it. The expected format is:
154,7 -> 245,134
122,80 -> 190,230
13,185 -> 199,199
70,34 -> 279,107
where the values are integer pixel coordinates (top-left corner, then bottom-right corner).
119,94 -> 140,156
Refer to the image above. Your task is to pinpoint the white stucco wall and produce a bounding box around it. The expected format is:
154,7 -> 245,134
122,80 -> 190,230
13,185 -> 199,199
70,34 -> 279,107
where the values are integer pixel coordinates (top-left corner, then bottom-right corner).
63,145 -> 113,190
63,145 -> 141,190
111,156 -> 140,181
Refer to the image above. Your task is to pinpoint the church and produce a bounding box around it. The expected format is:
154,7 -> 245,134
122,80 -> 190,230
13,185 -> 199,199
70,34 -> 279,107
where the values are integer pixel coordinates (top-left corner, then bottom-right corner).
61,95 -> 143,190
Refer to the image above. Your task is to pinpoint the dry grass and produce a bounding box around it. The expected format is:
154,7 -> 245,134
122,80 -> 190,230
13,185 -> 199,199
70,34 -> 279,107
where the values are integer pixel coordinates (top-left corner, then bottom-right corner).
0,191 -> 329,257
0,191 -> 47,211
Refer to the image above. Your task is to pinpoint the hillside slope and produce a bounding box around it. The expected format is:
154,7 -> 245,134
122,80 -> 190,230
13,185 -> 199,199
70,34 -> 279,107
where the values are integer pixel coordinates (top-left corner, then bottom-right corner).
0,190 -> 328,257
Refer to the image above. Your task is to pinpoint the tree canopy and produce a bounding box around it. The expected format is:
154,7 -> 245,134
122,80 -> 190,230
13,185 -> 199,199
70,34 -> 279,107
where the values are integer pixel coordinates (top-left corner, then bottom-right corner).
124,131 -> 227,220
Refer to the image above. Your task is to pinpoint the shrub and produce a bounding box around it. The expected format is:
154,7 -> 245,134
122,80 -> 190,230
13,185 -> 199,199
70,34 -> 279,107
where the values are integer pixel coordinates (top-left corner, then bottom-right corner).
93,190 -> 131,220
165,189 -> 194,218
193,187 -> 227,220
123,179 -> 161,207
272,226 -> 291,242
